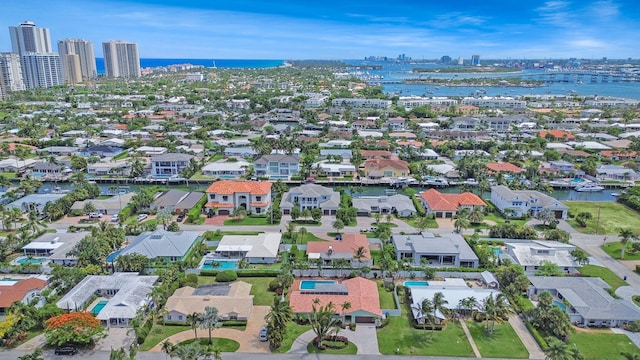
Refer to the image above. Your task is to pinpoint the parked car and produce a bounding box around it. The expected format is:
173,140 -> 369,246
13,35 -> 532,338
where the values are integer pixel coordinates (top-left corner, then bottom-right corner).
137,214 -> 148,221
259,327 -> 268,342
55,346 -> 78,355
111,214 -> 119,223
176,213 -> 185,222
89,213 -> 102,219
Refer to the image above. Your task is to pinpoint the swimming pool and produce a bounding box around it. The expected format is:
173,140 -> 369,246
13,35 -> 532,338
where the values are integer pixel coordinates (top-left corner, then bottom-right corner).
300,280 -> 337,290
492,248 -> 503,256
106,249 -> 123,263
403,281 -> 429,287
554,300 -> 567,311
91,300 -> 108,315
571,178 -> 585,183
17,257 -> 45,265
201,260 -> 239,270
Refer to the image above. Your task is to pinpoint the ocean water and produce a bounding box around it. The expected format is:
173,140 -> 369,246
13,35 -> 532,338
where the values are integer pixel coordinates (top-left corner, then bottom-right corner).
96,58 -> 285,74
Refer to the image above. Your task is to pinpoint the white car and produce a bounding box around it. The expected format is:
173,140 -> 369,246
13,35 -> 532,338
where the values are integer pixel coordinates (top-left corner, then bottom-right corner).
137,214 -> 148,221
111,214 -> 119,223
89,213 -> 102,219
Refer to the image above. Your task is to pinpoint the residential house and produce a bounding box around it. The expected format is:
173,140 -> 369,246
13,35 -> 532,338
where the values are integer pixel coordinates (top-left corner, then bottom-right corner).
7,193 -> 66,214
600,150 -> 638,161
0,158 -> 37,173
490,185 -> 568,219
500,240 -> 579,274
289,277 -> 382,324
36,146 -> 79,156
313,162 -> 356,177
87,161 -> 130,177
0,277 -> 48,315
71,193 -> 135,215
213,232 -> 281,264
528,276 -> 640,328
148,153 -> 193,178
254,154 -> 300,180
30,161 -> 70,178
392,232 -> 479,268
117,230 -> 201,263
352,194 -> 416,217
280,183 -> 340,215
538,130 -> 576,141
360,150 -> 393,160
223,147 -> 257,159
362,158 -> 410,179
201,161 -> 250,179
56,273 -> 158,327
485,162 -> 524,174
164,282 -> 254,323
77,145 -> 124,158
21,232 -> 86,266
407,279 -> 501,324
306,233 -> 372,268
596,165 -> 639,181
151,190 -> 205,214
319,149 -> 352,160
420,189 -> 486,218
204,180 -> 272,215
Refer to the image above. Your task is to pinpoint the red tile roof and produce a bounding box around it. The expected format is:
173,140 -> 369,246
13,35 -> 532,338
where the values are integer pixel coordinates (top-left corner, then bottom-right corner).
0,278 -> 47,308
289,277 -> 381,317
485,162 -> 524,174
306,234 -> 370,261
205,180 -> 272,195
360,150 -> 393,159
420,189 -> 486,211
364,158 -> 409,171
538,130 -> 576,140
600,150 -> 637,158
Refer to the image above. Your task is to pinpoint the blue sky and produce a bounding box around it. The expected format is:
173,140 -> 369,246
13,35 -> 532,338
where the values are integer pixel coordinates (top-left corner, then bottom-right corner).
1,0 -> 639,59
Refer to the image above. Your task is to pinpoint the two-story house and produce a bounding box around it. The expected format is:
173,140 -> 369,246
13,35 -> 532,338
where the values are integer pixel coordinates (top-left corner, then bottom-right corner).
205,180 -> 272,215
254,154 -> 300,180
150,153 -> 194,177
490,185 -> 568,219
280,183 -> 340,215
362,158 -> 410,179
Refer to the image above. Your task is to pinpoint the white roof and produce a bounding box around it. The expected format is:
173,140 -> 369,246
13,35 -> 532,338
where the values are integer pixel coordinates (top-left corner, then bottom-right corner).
22,241 -> 63,250
217,233 -> 281,258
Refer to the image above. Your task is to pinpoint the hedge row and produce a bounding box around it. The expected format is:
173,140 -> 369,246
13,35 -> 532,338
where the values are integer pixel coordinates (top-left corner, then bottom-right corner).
199,269 -> 280,277
524,319 -> 548,350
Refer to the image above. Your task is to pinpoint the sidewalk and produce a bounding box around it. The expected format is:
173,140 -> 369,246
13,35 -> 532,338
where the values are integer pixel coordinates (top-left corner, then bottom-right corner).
508,315 -> 545,360
458,319 -> 481,358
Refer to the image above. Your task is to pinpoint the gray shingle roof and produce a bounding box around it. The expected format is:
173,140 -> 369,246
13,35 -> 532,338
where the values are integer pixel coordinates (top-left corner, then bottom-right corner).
120,230 -> 200,259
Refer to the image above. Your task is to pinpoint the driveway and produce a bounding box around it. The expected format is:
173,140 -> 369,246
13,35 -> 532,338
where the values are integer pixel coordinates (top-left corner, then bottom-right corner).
149,305 -> 271,353
95,327 -> 135,351
288,323 -> 380,355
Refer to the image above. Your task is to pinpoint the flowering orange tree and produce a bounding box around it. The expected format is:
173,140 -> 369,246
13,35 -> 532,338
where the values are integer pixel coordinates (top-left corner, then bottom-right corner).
44,311 -> 105,346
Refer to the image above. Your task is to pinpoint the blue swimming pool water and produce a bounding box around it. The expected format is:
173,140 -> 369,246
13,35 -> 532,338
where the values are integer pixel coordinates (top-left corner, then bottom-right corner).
492,248 -> 503,255
201,260 -> 239,270
403,281 -> 429,287
300,280 -> 337,290
17,257 -> 45,265
571,178 -> 585,183
106,249 -> 122,263
554,300 -> 567,311
91,300 -> 108,315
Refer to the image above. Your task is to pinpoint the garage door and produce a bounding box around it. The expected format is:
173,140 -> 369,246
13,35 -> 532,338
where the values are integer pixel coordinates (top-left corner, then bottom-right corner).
218,210 -> 230,215
354,316 -> 375,323
554,211 -> 563,219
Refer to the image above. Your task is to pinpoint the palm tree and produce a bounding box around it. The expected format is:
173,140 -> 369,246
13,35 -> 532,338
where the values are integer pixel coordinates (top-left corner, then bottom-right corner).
264,296 -> 293,349
619,228 -> 636,260
161,340 -> 174,360
454,214 -> 470,234
340,301 -> 352,322
481,293 -> 511,334
308,301 -> 341,348
298,227 -> 308,244
544,336 -> 571,360
21,210 -> 44,236
171,342 -> 205,360
200,306 -> 222,345
413,298 -> 434,340
354,246 -> 366,268
431,292 -> 448,338
187,312 -> 201,339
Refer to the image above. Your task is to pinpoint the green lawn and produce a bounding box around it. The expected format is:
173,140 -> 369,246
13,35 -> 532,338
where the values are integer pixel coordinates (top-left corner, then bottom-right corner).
377,282 -> 396,309
402,217 -> 439,229
306,341 -> 357,354
568,330 -> 639,360
282,232 -> 327,244
466,320 -> 528,359
273,322 -> 312,353
203,231 -> 261,241
579,265 -> 628,291
140,325 -> 189,351
223,216 -> 274,226
377,310 -> 474,356
566,202 -> 640,235
176,337 -> 240,352
197,277 -> 277,306
602,242 -> 640,260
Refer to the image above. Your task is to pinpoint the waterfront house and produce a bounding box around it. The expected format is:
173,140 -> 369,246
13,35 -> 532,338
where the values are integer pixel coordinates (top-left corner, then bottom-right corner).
151,190 -> 204,214
280,183 -> 340,215
362,158 -> 410,179
117,230 -> 201,263
253,154 -> 300,180
490,185 -> 568,219
352,194 -> 416,217
201,160 -> 250,179
596,164 -> 639,181
204,180 -> 272,216
214,233 -> 281,264
392,232 -> 479,268
0,277 -> 48,315
150,153 -> 194,177
501,240 -> 578,274
420,189 -> 486,218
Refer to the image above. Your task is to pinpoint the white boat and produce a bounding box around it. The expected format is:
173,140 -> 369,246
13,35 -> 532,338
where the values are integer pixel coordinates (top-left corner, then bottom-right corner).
425,178 -> 449,187
611,192 -> 620,197
575,184 -> 605,192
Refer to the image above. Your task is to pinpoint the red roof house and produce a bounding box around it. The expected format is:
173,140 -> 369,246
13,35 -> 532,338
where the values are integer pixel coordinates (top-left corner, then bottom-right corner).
0,277 -> 47,313
420,188 -> 486,218
306,233 -> 371,267
204,180 -> 272,215
485,162 -> 524,174
289,277 -> 382,323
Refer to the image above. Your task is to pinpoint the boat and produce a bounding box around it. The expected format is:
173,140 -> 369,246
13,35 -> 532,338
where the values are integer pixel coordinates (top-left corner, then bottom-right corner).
611,192 -> 620,197
574,184 -> 605,192
425,178 -> 449,187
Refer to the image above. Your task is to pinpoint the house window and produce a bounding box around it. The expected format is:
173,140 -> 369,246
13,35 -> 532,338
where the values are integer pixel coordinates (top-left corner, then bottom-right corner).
256,196 -> 261,201
223,196 -> 228,201
178,315 -> 183,320
210,194 -> 216,199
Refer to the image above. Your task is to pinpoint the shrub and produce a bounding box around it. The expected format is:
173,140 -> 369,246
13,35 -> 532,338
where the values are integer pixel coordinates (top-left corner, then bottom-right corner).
216,270 -> 238,282
348,323 -> 356,331
525,320 -> 548,350
268,279 -> 280,291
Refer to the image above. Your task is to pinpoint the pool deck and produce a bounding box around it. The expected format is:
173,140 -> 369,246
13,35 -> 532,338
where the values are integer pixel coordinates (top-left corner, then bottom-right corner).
88,297 -> 108,314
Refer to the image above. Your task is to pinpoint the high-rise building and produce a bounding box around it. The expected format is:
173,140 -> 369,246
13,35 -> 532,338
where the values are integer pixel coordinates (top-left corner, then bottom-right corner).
458,56 -> 464,65
8,21 -> 62,89
441,56 -> 452,64
0,52 -> 26,96
58,39 -> 96,84
102,40 -> 141,78
471,54 -> 480,66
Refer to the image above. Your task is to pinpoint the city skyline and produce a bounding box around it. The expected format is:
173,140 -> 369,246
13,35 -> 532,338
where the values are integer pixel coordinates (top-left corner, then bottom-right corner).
1,0 -> 640,59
